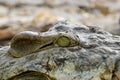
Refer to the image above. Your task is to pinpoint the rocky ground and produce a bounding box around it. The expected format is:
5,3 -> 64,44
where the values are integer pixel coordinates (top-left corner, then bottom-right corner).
0,0 -> 120,46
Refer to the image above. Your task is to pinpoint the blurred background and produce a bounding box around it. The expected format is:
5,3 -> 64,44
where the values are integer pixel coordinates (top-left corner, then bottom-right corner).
0,0 -> 120,46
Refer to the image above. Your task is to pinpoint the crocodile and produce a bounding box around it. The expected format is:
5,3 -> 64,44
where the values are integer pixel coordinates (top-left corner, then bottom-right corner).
0,21 -> 120,80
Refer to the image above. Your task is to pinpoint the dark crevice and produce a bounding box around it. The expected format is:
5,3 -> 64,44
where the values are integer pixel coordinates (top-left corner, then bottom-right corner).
8,71 -> 56,80
39,41 -> 54,49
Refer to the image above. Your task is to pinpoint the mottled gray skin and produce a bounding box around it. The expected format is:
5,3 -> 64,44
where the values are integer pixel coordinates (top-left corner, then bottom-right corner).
0,21 -> 120,80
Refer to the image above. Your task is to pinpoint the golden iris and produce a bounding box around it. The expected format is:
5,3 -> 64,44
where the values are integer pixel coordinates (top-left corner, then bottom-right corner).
57,36 -> 70,47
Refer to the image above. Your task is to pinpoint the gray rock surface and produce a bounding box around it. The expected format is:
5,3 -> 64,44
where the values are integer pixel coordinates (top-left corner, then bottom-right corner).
0,21 -> 120,80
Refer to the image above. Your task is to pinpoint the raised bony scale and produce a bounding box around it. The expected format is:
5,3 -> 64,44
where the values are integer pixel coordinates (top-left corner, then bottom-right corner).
8,31 -> 80,58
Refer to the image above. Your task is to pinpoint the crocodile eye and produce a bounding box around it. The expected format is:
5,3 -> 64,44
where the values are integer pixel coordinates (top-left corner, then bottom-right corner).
57,36 -> 70,47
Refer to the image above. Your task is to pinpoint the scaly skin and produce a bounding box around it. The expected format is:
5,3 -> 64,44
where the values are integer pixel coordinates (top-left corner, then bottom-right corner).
0,21 -> 120,80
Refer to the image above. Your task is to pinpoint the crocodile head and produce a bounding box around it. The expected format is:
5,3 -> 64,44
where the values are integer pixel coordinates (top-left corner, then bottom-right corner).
0,21 -> 120,80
